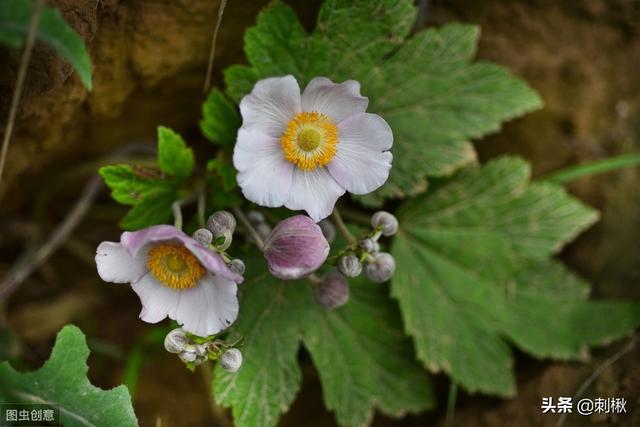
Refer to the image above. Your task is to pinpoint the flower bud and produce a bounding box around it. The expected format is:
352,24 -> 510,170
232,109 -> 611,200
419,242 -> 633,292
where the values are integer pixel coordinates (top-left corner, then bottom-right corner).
360,238 -> 379,254
192,228 -> 213,246
264,216 -> 329,280
314,272 -> 349,309
319,219 -> 336,243
229,258 -> 246,276
371,211 -> 398,236
365,252 -> 396,283
207,210 -> 236,237
164,328 -> 188,354
179,350 -> 197,363
220,348 -> 243,373
247,210 -> 266,225
338,255 -> 362,278
256,223 -> 272,241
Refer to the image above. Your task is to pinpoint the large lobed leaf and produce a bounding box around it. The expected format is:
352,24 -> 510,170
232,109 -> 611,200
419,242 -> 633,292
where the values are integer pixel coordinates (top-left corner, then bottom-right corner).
224,1 -> 542,205
214,263 -> 433,427
0,325 -> 138,426
391,157 -> 640,396
0,0 -> 93,89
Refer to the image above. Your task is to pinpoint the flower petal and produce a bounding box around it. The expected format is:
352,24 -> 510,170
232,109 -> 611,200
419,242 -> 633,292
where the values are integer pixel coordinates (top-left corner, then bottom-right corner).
301,77 -> 368,123
239,75 -> 302,139
234,128 -> 294,208
172,273 -> 239,336
284,168 -> 345,222
95,241 -> 147,283
132,273 -> 180,323
328,112 -> 393,194
121,225 -> 241,283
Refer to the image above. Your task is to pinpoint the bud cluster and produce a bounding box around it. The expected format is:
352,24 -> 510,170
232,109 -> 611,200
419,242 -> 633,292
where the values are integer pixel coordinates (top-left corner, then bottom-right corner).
164,327 -> 243,372
334,211 -> 398,284
196,210 -> 246,279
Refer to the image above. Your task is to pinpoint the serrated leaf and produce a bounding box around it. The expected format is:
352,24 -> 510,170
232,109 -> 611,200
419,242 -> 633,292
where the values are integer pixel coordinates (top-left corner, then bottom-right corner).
0,0 -> 93,89
391,156 -> 640,396
0,325 -> 138,426
225,1 -> 542,204
120,187 -> 177,230
200,89 -> 241,145
214,264 -> 433,427
157,126 -> 194,182
99,164 -> 171,205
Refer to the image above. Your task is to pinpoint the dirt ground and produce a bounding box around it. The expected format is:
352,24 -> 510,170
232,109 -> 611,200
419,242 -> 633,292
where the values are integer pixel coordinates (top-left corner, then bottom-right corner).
1,0 -> 639,426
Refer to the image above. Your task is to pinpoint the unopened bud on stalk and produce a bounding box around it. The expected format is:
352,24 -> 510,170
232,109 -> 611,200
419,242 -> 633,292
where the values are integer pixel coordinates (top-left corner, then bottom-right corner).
192,228 -> 213,246
220,348 -> 243,373
338,255 -> 362,277
264,216 -> 329,280
179,350 -> 197,363
365,252 -> 396,283
164,328 -> 188,354
319,219 -> 336,243
371,211 -> 398,236
207,211 -> 237,237
314,272 -> 350,309
360,238 -> 379,254
247,210 -> 266,225
229,259 -> 246,276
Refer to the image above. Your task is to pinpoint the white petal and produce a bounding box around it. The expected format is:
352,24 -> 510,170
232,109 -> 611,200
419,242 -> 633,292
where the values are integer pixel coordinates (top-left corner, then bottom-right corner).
239,75 -> 302,139
301,77 -> 368,123
233,128 -> 294,207
172,274 -> 239,336
284,168 -> 346,222
95,242 -> 147,284
328,113 -> 393,194
132,273 -> 180,323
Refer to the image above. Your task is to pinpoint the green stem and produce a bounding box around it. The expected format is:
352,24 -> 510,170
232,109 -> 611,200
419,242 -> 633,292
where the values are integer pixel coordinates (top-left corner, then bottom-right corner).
197,190 -> 206,228
445,381 -> 458,424
331,208 -> 356,245
233,207 -> 265,250
541,153 -> 640,184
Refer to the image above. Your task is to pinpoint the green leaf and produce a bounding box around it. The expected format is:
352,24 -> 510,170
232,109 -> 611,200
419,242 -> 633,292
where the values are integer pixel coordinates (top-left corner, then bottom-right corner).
120,187 -> 177,230
99,164 -> 171,205
0,0 -> 93,89
391,156 -> 640,396
0,325 -> 138,426
157,126 -> 194,182
225,2 -> 542,204
200,89 -> 241,145
214,265 -> 433,427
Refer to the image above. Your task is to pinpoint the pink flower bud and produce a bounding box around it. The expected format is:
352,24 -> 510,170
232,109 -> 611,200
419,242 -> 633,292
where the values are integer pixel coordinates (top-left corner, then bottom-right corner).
314,271 -> 349,309
264,215 -> 330,280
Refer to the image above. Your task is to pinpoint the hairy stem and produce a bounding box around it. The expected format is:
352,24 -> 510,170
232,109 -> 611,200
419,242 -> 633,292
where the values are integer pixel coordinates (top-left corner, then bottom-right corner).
331,208 -> 356,245
232,207 -> 265,250
0,0 -> 45,190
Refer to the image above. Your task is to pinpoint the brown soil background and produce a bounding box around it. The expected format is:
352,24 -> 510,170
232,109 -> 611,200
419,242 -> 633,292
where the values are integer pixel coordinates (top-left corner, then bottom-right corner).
1,0 -> 639,426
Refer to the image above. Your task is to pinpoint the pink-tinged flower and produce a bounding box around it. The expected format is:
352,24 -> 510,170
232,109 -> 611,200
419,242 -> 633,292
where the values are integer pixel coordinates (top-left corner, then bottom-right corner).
95,225 -> 243,336
233,75 -> 393,222
263,215 -> 329,279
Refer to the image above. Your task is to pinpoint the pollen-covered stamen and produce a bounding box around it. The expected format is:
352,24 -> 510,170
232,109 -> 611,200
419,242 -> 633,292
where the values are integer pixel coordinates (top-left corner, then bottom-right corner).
281,111 -> 338,170
147,244 -> 205,290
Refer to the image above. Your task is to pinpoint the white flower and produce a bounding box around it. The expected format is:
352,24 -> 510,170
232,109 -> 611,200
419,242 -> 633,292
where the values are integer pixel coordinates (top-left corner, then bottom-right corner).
233,75 -> 393,222
95,225 -> 243,336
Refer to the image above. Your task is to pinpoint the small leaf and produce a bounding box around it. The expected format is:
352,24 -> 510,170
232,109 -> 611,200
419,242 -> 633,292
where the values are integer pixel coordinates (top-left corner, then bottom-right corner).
214,259 -> 433,427
120,187 -> 177,230
0,325 -> 138,426
391,156 -> 640,396
201,90 -> 241,145
157,126 -> 194,182
99,164 -> 170,205
0,0 -> 93,89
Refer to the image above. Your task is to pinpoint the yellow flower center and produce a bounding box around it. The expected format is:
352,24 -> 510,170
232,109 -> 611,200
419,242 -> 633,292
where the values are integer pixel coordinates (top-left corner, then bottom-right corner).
281,112 -> 338,170
147,244 -> 205,290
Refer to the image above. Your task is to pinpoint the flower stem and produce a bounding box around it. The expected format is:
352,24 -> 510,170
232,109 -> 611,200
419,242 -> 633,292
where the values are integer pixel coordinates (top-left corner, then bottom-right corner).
331,208 -> 356,245
0,0 -> 45,191
203,0 -> 228,94
541,153 -> 640,184
172,193 -> 199,230
197,190 -> 206,228
232,207 -> 265,250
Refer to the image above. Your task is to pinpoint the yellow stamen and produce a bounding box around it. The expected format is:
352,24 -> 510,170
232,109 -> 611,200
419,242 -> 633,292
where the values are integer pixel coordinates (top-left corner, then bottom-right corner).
147,244 -> 205,290
281,112 -> 338,170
